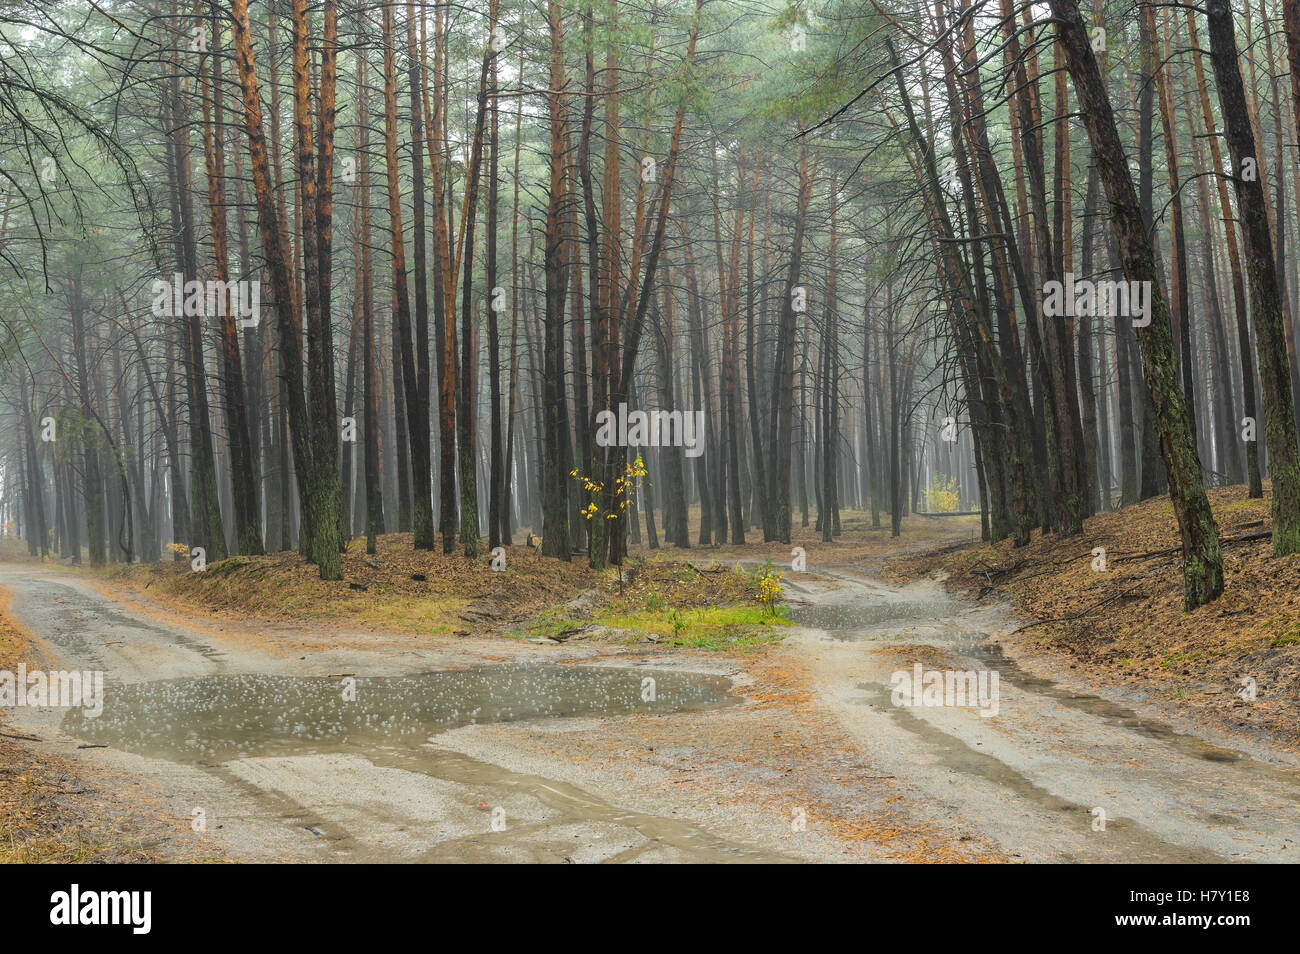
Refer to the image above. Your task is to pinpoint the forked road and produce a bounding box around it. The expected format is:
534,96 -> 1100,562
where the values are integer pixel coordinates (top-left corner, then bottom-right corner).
780,567 -> 1300,862
1,559 -> 1297,863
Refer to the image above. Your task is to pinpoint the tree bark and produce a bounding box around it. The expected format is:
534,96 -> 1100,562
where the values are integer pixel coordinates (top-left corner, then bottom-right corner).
1049,0 -> 1223,607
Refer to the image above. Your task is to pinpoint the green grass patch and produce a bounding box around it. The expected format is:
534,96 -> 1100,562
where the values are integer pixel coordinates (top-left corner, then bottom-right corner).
600,604 -> 791,649
509,608 -> 586,640
510,603 -> 791,650
345,596 -> 466,635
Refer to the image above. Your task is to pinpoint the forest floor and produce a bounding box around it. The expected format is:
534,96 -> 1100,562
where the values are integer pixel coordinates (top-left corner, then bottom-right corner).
90,533 -> 791,651
0,519 -> 1005,863
1,504 -> 1297,863
0,587 -> 216,863
0,507 -> 974,653
885,483 -> 1300,751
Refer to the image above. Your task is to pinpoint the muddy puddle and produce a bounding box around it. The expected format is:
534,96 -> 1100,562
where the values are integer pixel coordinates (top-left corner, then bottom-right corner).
62,665 -> 737,763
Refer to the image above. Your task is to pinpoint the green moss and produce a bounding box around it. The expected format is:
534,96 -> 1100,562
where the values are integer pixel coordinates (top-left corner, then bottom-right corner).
1160,650 -> 1206,667
1270,615 -> 1300,647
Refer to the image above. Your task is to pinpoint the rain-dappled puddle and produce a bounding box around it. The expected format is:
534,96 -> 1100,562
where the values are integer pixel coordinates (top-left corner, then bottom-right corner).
62,665 -> 737,763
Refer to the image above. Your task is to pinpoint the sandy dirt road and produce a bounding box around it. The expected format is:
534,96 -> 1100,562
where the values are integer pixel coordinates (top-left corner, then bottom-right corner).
2,557 -> 1297,863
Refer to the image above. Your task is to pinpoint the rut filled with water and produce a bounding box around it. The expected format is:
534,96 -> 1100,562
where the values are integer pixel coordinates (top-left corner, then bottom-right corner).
62,665 -> 737,763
